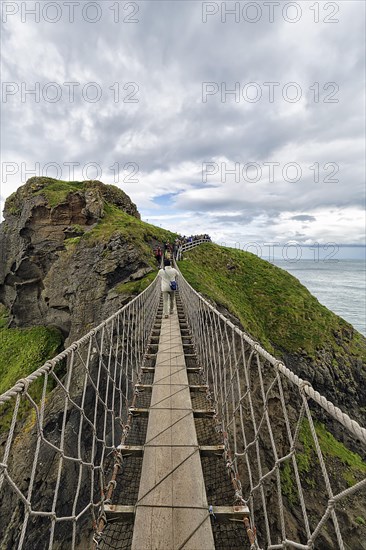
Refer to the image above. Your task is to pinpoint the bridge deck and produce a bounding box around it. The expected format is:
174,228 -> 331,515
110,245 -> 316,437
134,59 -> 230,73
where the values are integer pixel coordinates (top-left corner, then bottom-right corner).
131,311 -> 215,550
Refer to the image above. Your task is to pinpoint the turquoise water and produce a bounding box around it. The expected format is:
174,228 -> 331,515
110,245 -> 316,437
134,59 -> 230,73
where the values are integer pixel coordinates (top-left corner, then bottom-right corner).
271,260 -> 366,336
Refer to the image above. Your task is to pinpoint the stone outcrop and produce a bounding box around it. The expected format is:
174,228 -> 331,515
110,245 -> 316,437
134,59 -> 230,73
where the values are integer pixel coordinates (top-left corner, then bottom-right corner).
0,178 -> 147,345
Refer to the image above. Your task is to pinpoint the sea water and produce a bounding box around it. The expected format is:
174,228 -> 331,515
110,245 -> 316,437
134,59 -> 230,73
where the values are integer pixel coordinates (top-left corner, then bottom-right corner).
271,259 -> 366,336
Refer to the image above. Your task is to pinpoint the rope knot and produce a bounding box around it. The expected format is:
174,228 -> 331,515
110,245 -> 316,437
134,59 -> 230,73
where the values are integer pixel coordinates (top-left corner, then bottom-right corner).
18,378 -> 30,394
299,380 -> 312,395
122,425 -> 130,437
234,490 -> 244,503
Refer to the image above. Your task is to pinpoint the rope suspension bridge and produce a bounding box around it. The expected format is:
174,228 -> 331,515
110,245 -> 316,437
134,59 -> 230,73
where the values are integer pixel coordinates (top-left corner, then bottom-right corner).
0,240 -> 365,549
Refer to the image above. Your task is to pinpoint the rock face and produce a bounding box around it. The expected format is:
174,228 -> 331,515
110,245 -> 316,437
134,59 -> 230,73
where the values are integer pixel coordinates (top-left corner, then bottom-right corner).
0,177 -> 147,345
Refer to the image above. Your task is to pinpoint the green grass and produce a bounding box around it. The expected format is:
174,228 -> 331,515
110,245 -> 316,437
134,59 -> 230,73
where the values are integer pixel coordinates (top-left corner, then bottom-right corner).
5,178 -> 84,214
314,422 -> 366,485
33,180 -> 84,207
297,418 -> 366,484
0,309 -> 63,431
86,202 -> 177,244
64,236 -> 82,247
178,243 -> 365,359
115,271 -> 157,296
281,419 -> 366,505
83,202 -> 178,267
0,326 -> 62,395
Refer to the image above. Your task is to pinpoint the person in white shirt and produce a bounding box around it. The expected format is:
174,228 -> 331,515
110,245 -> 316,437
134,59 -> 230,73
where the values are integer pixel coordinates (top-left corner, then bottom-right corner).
158,259 -> 179,318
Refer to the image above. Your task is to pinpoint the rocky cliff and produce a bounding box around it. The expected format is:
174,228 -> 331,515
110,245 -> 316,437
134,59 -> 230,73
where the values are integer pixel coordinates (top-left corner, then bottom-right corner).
0,177 -> 173,345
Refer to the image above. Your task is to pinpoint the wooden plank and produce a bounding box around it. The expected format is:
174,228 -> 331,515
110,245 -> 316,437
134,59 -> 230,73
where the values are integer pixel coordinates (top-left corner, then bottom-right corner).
199,445 -> 225,457
193,409 -> 216,418
189,385 -> 209,392
104,504 -> 135,522
131,311 -> 214,550
186,367 -> 202,373
104,504 -> 250,524
128,407 -> 149,417
135,384 -> 153,391
117,445 -> 144,457
211,505 -> 250,522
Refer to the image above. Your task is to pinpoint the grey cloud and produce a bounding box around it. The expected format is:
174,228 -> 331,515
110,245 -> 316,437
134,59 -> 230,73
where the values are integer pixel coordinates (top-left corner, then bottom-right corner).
1,0 -> 365,242
291,215 -> 317,222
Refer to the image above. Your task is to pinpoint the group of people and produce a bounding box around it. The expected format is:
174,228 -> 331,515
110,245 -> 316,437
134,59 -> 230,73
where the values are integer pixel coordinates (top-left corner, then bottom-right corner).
180,234 -> 211,245
154,234 -> 212,265
153,242 -> 176,265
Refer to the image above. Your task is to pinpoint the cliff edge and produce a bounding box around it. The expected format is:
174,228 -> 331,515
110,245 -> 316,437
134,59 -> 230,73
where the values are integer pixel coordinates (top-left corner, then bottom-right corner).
0,177 -> 173,345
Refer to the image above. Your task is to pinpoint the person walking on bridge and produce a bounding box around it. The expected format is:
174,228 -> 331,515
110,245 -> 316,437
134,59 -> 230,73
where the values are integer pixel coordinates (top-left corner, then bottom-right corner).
158,259 -> 178,318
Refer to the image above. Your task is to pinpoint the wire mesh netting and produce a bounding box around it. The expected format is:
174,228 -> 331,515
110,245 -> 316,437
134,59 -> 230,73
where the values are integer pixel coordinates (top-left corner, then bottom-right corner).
0,278 -> 161,549
178,271 -> 366,550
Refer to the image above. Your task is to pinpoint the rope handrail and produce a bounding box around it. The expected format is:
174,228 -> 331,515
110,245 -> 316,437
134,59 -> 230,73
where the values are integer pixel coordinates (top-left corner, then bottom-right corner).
0,275 -> 158,407
0,275 -> 161,549
174,248 -> 366,550
175,267 -> 366,446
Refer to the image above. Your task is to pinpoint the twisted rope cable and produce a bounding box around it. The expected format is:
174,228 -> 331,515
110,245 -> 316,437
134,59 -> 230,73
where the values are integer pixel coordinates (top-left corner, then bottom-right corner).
175,252 -> 366,550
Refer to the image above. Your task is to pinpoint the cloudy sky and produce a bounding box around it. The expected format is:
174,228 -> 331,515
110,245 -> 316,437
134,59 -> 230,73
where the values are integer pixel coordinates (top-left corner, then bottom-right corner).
1,0 -> 365,255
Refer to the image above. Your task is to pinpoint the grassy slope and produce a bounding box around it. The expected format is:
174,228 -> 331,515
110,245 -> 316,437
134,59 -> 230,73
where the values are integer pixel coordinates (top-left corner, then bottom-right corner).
282,419 -> 366,505
178,243 -> 365,360
65,202 -> 176,295
83,202 -> 176,256
0,305 -> 63,430
179,243 -> 366,501
5,179 -> 84,213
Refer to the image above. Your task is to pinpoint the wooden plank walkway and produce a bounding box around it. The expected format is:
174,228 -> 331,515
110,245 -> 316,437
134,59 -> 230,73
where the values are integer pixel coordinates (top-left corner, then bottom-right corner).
131,311 -> 215,550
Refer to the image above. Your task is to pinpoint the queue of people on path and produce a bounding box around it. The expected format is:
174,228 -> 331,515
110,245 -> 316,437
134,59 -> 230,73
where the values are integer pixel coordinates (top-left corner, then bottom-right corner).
156,234 -> 211,319
180,234 -> 211,246
154,234 -> 212,265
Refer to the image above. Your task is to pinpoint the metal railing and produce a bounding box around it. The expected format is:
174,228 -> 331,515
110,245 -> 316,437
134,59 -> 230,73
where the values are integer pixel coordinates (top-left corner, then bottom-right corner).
176,238 -> 211,260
